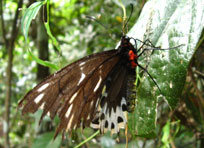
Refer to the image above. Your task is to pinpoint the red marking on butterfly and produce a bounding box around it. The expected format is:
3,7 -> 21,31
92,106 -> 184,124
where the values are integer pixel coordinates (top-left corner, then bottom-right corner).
128,50 -> 137,68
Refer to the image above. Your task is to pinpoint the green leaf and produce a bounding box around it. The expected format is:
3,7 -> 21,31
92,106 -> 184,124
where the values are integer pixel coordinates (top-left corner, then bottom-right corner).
32,132 -> 61,148
28,48 -> 59,70
161,120 -> 170,146
21,1 -> 45,40
44,0 -> 61,52
128,88 -> 157,136
44,23 -> 61,52
128,0 -> 204,136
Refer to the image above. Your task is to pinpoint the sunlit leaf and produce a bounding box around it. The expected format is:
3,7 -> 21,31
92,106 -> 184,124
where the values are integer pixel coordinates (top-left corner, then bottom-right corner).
44,23 -> 61,52
161,120 -> 170,145
28,48 -> 59,70
21,1 -> 45,40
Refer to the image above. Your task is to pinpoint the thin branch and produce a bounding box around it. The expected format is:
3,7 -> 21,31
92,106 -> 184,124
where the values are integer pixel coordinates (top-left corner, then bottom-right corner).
0,0 -> 8,47
4,0 -> 23,148
10,0 -> 23,46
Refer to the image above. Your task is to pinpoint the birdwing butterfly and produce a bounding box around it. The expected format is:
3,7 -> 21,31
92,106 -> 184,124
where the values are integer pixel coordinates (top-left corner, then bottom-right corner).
18,35 -> 139,137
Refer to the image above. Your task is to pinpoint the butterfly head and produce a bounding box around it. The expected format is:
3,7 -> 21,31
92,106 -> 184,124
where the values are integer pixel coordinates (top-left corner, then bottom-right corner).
120,35 -> 131,47
119,36 -> 138,69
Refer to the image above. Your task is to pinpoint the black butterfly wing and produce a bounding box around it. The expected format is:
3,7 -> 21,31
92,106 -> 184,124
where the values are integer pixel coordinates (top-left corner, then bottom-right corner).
18,50 -> 121,136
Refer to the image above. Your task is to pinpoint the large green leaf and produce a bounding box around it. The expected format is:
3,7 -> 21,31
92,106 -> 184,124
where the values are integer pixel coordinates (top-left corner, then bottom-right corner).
128,0 -> 204,136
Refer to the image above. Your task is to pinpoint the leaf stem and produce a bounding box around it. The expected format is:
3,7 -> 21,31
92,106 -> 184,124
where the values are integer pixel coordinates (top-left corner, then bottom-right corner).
74,130 -> 100,148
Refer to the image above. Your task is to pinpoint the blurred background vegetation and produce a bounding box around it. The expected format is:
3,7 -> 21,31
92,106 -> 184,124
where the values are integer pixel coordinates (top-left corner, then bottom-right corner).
0,0 -> 204,148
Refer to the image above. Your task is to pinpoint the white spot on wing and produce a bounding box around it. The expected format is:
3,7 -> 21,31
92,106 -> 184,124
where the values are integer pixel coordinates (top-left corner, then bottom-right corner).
90,100 -> 94,108
90,123 -> 100,129
77,73 -> 86,85
47,111 -> 50,117
73,124 -> 77,129
95,98 -> 100,107
80,66 -> 84,71
69,92 -> 78,104
87,114 -> 90,120
121,97 -> 127,105
67,114 -> 74,129
34,94 -> 44,104
65,104 -> 73,118
94,77 -> 102,92
79,62 -> 85,66
40,102 -> 45,110
37,83 -> 50,92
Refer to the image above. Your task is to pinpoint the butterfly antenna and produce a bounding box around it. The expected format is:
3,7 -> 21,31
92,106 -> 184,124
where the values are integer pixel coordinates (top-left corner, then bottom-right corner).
122,4 -> 134,35
86,16 -> 108,30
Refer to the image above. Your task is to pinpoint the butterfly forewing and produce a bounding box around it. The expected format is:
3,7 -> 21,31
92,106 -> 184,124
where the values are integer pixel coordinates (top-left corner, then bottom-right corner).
19,50 -> 116,111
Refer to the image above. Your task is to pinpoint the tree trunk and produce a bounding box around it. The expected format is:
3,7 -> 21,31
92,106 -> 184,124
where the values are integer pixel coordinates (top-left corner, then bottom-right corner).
37,7 -> 49,81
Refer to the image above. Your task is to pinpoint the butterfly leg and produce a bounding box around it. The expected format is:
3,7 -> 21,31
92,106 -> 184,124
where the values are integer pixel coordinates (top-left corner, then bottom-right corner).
136,39 -> 155,54
136,62 -> 162,93
135,38 -> 155,47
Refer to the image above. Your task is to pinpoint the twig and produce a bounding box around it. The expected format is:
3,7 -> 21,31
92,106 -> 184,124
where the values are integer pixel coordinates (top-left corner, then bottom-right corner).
4,0 -> 23,147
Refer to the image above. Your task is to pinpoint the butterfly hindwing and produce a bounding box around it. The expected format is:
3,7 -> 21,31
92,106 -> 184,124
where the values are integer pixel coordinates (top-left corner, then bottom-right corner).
91,61 -> 136,134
